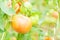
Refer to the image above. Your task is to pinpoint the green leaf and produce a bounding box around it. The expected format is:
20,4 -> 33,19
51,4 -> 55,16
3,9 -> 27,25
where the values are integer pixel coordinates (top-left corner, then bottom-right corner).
2,32 -> 11,40
0,9 -> 4,32
0,0 -> 15,15
0,29 -> 4,33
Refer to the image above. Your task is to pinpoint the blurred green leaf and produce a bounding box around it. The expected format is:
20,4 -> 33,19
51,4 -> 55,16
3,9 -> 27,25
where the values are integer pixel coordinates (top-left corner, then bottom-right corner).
0,0 -> 15,15
0,9 -> 4,32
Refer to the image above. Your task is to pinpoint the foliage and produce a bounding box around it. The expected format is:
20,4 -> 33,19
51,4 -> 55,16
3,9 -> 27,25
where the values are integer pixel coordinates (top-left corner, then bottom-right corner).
0,0 -> 59,40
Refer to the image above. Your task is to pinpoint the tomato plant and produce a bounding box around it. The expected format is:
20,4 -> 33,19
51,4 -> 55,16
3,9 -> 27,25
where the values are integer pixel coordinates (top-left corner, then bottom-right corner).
0,0 -> 59,40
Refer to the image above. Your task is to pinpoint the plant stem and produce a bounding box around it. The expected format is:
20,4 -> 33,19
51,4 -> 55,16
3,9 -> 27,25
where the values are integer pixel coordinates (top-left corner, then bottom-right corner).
1,32 -> 5,40
17,33 -> 25,40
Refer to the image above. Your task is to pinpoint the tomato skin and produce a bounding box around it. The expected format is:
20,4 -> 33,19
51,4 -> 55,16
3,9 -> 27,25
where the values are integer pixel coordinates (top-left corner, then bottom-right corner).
11,14 -> 32,34
16,8 -> 20,14
44,36 -> 52,40
52,11 -> 58,19
14,2 -> 22,14
18,2 -> 21,6
14,3 -> 20,14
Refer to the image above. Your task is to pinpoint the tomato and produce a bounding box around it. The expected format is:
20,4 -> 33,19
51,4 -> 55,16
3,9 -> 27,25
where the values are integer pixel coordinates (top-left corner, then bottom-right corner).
44,36 -> 52,40
14,3 -> 20,14
14,2 -> 22,14
11,14 -> 32,34
52,11 -> 58,19
18,2 -> 22,6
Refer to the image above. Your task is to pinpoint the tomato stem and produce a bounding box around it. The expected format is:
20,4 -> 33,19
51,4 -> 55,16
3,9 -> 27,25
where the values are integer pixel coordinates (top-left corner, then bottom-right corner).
17,33 -> 25,40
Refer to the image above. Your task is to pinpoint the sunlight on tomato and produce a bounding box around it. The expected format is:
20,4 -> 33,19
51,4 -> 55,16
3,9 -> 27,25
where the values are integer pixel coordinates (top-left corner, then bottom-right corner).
11,14 -> 32,34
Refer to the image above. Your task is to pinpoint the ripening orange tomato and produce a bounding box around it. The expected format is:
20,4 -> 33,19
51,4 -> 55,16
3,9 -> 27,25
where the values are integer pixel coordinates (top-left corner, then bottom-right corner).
14,2 -> 21,14
11,14 -> 32,34
44,36 -> 52,40
14,3 -> 20,14
18,2 -> 22,6
52,11 -> 58,19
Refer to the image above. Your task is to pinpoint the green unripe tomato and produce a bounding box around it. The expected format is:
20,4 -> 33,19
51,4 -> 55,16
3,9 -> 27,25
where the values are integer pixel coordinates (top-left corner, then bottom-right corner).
30,15 -> 39,26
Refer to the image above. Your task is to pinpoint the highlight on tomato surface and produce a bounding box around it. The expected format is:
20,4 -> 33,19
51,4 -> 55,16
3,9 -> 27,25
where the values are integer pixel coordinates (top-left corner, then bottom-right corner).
11,14 -> 32,34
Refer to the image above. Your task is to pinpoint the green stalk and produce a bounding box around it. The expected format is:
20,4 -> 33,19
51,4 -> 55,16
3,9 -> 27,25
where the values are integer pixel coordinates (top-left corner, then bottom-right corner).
17,33 -> 25,40
1,32 -> 6,40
